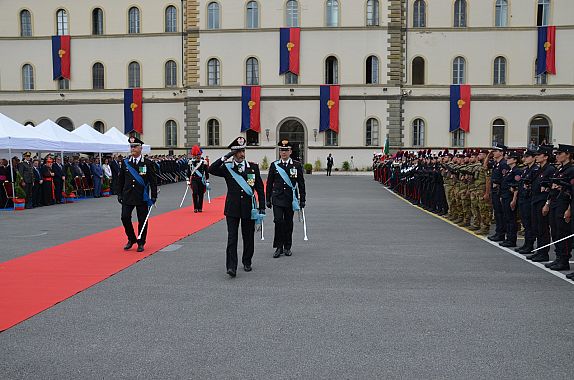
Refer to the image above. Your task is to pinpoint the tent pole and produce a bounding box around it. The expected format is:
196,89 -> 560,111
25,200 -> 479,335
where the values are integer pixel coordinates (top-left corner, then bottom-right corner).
9,147 -> 15,210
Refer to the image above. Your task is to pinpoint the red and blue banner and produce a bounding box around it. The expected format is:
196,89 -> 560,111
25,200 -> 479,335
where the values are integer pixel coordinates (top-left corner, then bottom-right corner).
319,85 -> 340,133
241,86 -> 261,133
51,35 -> 71,80
124,88 -> 143,134
536,26 -> 556,75
449,85 -> 471,133
279,28 -> 300,75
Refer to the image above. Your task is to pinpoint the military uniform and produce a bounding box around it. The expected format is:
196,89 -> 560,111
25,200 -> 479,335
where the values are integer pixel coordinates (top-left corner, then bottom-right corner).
488,144 -> 510,242
187,145 -> 209,212
515,150 -> 539,253
17,153 -> 34,209
266,139 -> 307,258
498,151 -> 522,247
209,136 -> 265,277
117,136 -> 158,252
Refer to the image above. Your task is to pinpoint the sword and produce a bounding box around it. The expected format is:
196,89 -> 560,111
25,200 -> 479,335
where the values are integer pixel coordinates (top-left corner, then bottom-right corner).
179,183 -> 190,208
530,233 -> 574,253
206,181 -> 211,204
138,203 -> 155,240
302,208 -> 308,241
261,222 -> 265,241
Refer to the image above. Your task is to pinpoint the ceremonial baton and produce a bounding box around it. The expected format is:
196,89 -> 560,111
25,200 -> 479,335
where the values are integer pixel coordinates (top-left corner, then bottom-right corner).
302,208 -> 308,241
530,233 -> 574,253
179,183 -> 189,208
207,183 -> 211,204
138,189 -> 160,240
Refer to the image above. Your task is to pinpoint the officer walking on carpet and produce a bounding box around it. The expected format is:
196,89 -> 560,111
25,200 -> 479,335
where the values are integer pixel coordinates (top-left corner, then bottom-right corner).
209,136 -> 265,277
116,136 -> 158,253
187,145 -> 209,213
266,139 -> 307,258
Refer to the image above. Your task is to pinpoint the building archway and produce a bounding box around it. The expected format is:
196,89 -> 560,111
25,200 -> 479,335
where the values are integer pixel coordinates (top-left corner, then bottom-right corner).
277,118 -> 307,163
56,117 -> 74,131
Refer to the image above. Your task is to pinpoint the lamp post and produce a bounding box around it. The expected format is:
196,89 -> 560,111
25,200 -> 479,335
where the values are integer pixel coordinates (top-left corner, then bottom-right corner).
313,129 -> 318,142
265,128 -> 270,142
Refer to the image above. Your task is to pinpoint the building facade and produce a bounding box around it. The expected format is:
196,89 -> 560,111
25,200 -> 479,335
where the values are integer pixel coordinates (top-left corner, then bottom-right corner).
0,1 -> 185,151
1,1 -> 573,169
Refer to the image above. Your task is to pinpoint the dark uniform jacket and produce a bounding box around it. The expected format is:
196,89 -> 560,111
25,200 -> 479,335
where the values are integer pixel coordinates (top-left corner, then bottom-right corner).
209,157 -> 265,219
549,162 -> 574,209
117,157 -> 158,206
18,160 -> 34,183
53,162 -> 65,183
490,158 -> 509,190
532,163 -> 556,204
187,159 -> 209,183
518,164 -> 539,202
266,159 -> 306,208
501,165 -> 522,197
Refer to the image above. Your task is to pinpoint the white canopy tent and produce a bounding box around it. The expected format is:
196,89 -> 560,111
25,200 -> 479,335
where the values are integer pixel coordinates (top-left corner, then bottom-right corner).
35,119 -> 93,153
104,127 -> 152,153
72,124 -> 128,153
0,113 -> 62,153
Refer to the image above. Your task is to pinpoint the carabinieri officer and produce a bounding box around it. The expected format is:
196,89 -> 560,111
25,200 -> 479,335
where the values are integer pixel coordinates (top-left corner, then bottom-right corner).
117,136 -> 158,252
209,136 -> 265,277
187,144 -> 209,213
266,139 -> 306,258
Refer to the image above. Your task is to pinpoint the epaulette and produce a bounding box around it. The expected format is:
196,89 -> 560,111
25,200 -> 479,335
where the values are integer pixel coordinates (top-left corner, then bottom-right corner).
249,161 -> 258,166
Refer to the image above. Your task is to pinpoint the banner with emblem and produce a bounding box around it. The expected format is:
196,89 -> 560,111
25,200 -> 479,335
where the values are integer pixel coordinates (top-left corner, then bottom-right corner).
319,85 -> 340,133
279,28 -> 300,75
449,85 -> 471,133
124,88 -> 143,134
51,35 -> 71,80
241,86 -> 261,133
536,26 -> 556,75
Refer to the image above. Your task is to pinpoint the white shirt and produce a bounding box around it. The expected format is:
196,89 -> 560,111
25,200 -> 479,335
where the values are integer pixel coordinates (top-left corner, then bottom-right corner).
130,155 -> 142,165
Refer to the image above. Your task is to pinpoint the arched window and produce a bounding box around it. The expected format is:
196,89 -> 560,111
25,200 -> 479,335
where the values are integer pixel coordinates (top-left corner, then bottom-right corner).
494,56 -> 506,85
495,0 -> 508,27
207,119 -> 220,146
530,116 -> 551,146
56,9 -> 68,35
92,8 -> 103,35
285,72 -> 298,84
58,78 -> 70,90
325,56 -> 339,84
535,59 -> 547,85
412,57 -> 425,85
92,63 -> 105,89
207,2 -> 220,29
366,0 -> 379,26
452,130 -> 465,147
366,56 -> 379,84
246,1 -> 259,28
492,119 -> 505,145
93,121 -> 105,133
413,0 -> 426,28
413,119 -> 425,146
452,56 -> 466,85
20,10 -> 32,37
24,122 -> 35,127
246,130 -> 259,146
165,120 -> 178,147
128,7 -> 140,33
286,0 -> 299,27
128,62 -> 141,88
165,6 -> 177,32
366,118 -> 379,146
326,0 -> 339,27
207,58 -> 220,86
325,130 -> 338,146
246,57 -> 259,85
454,0 -> 467,27
22,64 -> 34,90
537,0 -> 550,26
165,60 -> 177,87
57,117 -> 74,131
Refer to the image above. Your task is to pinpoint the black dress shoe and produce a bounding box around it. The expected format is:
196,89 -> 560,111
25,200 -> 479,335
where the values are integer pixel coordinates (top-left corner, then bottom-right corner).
136,244 -> 145,252
243,265 -> 252,272
123,241 -> 136,250
488,234 -> 505,242
544,259 -> 560,268
565,272 -> 574,279
284,249 -> 292,257
227,269 -> 236,277
273,248 -> 282,258
499,241 -> 517,248
194,209 -> 198,213
198,209 -> 203,213
528,253 -> 550,262
549,261 -> 570,271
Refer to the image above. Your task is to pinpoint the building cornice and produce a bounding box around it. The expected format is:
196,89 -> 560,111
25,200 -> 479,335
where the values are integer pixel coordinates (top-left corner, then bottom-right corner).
191,26 -> 388,34
408,25 -> 574,33
0,32 -> 183,41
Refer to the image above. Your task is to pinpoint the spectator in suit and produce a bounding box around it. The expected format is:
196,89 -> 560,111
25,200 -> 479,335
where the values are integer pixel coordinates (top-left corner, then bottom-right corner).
18,152 -> 34,209
91,158 -> 103,198
53,156 -> 65,204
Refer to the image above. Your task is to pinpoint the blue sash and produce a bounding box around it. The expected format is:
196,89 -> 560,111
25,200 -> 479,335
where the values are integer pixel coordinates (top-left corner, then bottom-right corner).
124,159 -> 153,207
195,170 -> 207,185
274,161 -> 300,211
225,163 -> 262,222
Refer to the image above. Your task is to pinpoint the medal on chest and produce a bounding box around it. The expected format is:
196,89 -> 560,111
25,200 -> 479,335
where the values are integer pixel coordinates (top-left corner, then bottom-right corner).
139,164 -> 147,176
290,167 -> 297,178
247,173 -> 255,187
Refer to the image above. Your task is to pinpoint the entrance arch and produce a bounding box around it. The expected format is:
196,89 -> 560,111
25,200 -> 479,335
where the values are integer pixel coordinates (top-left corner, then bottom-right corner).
277,118 -> 307,163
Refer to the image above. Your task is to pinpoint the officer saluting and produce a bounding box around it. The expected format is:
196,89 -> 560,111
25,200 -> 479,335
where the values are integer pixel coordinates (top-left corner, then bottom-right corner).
117,136 -> 158,252
266,139 -> 306,258
209,136 -> 265,277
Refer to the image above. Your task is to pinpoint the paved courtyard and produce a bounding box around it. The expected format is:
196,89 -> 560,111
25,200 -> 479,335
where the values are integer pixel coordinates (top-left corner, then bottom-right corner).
1,175 -> 573,379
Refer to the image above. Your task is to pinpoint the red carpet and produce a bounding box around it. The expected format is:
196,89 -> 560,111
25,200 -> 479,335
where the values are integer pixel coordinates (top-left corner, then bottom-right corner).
0,196 -> 226,332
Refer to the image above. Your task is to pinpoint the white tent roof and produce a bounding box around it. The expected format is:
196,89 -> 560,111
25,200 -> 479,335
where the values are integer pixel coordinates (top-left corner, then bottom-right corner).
72,124 -> 128,153
35,119 -> 93,152
104,127 -> 151,153
0,113 -> 62,152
